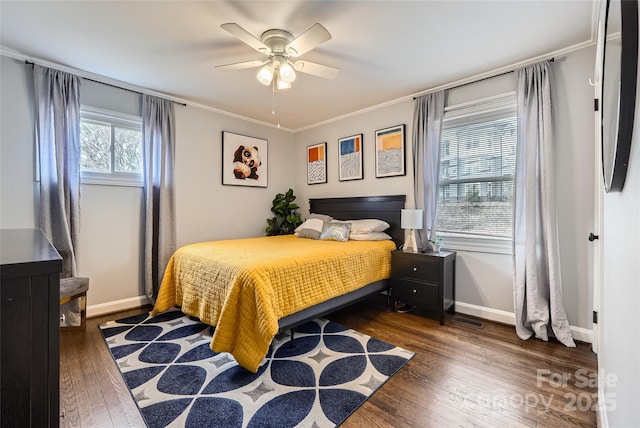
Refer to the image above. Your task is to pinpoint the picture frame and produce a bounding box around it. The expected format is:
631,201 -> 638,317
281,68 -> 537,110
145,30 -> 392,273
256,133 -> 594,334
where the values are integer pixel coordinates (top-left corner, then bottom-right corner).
338,134 -> 363,181
375,124 -> 406,178
222,131 -> 268,187
307,142 -> 327,185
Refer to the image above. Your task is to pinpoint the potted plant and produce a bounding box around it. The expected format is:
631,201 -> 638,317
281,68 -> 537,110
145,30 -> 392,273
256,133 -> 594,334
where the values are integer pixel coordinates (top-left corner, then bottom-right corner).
266,188 -> 303,236
428,235 -> 443,252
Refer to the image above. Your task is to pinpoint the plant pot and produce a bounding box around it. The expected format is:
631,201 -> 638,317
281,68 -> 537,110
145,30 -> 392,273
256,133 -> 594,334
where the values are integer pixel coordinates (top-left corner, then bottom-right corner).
431,244 -> 440,252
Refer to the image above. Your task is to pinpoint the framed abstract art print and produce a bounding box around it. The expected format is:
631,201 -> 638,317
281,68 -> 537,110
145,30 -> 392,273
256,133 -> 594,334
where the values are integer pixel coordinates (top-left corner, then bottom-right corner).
338,134 -> 363,181
307,142 -> 327,184
375,124 -> 406,178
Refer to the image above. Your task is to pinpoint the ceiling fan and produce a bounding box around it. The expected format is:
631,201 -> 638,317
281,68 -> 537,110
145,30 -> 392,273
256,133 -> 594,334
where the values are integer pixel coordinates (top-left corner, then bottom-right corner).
215,23 -> 340,89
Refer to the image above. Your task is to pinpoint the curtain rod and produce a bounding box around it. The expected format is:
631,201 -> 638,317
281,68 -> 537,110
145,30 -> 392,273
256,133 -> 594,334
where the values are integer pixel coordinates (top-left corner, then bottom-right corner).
25,60 -> 187,107
413,57 -> 555,100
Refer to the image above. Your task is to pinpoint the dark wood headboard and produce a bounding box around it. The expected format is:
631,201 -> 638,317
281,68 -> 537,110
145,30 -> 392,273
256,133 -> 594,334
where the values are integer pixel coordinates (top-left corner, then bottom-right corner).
309,195 -> 406,247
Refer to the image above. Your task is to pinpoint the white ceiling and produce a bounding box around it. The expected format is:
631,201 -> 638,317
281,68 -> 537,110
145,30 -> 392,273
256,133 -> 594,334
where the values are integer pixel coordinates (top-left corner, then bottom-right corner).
0,1 -> 596,131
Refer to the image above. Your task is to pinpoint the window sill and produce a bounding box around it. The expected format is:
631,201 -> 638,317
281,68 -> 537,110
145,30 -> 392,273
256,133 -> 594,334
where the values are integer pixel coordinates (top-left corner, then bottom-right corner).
81,172 -> 143,188
439,234 -> 512,255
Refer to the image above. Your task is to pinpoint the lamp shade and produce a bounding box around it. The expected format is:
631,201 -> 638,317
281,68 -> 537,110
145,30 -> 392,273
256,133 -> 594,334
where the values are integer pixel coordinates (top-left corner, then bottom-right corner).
278,61 -> 296,83
256,63 -> 274,85
276,77 -> 291,90
401,209 -> 423,230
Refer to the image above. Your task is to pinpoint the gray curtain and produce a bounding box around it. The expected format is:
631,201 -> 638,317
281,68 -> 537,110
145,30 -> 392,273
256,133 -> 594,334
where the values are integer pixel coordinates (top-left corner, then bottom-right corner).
412,91 -> 445,249
33,65 -> 82,277
513,60 -> 575,347
143,94 -> 176,301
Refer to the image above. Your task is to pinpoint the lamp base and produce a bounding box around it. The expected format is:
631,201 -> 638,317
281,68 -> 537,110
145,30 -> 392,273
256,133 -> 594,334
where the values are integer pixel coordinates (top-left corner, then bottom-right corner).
402,229 -> 419,253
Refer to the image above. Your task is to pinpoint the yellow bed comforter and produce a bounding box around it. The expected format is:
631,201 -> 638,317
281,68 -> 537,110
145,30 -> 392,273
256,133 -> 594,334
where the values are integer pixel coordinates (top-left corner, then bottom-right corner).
152,235 -> 395,372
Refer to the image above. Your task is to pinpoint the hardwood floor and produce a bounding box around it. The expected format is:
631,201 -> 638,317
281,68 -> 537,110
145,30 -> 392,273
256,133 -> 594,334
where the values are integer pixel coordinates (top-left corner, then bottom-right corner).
60,296 -> 597,427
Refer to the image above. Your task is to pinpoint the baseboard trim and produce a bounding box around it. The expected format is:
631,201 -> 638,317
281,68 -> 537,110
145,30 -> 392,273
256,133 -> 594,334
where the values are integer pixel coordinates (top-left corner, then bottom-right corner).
455,301 -> 516,325
455,301 -> 593,343
569,325 -> 593,344
87,295 -> 152,318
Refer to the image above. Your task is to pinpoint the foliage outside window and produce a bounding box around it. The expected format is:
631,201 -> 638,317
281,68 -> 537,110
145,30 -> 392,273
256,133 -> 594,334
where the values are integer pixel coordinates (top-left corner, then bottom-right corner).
80,106 -> 143,186
435,94 -> 516,254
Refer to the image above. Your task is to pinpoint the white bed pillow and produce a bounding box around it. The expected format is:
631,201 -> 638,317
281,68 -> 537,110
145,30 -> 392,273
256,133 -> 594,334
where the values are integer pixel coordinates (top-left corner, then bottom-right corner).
308,213 -> 333,222
349,232 -> 392,241
333,219 -> 390,234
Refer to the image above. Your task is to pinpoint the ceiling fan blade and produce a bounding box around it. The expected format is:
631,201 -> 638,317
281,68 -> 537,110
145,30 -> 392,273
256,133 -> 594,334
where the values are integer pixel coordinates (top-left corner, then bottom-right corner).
285,23 -> 332,57
293,60 -> 340,80
215,60 -> 267,71
220,23 -> 270,54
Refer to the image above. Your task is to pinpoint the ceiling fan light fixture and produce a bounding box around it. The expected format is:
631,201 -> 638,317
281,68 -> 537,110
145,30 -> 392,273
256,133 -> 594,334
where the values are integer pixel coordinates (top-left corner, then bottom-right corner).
256,63 -> 274,85
278,61 -> 296,83
276,77 -> 291,90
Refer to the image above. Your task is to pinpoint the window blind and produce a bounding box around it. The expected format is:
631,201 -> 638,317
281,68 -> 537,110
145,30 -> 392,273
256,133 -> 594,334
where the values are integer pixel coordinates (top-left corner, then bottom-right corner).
436,96 -> 517,239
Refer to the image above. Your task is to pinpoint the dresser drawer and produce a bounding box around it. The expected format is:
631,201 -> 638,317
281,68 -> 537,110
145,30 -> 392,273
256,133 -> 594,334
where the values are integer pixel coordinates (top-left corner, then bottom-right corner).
391,253 -> 440,283
391,278 -> 439,310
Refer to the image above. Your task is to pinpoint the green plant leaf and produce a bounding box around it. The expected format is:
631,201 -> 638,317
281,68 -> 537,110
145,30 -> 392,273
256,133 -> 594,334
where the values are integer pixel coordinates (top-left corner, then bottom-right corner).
266,189 -> 302,236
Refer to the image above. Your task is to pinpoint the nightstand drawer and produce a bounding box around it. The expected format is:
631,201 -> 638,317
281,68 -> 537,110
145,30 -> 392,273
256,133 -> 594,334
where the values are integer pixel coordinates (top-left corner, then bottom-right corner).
392,278 -> 439,310
391,253 -> 440,283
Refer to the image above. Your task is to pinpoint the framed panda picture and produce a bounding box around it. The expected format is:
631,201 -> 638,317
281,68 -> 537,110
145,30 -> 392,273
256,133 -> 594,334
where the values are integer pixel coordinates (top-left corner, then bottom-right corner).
222,131 -> 268,188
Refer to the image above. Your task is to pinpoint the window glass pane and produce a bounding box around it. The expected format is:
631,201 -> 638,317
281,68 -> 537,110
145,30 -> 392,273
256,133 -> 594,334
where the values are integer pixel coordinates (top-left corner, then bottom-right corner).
80,121 -> 111,172
79,107 -> 143,183
114,127 -> 143,173
436,113 -> 516,239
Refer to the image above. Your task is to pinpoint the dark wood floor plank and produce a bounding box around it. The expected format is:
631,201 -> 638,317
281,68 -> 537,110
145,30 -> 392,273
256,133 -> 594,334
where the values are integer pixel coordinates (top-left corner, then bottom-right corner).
60,308 -> 149,428
62,331 -> 105,427
87,321 -> 144,427
59,297 -> 597,427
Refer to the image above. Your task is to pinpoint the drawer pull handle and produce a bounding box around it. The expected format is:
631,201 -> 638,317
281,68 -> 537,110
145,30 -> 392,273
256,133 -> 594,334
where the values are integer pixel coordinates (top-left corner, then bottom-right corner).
413,289 -> 417,293
413,267 -> 418,272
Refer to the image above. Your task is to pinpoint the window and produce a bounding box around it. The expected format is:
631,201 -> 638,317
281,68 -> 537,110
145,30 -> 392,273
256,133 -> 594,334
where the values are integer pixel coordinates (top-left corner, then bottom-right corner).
80,106 -> 143,186
435,93 -> 516,254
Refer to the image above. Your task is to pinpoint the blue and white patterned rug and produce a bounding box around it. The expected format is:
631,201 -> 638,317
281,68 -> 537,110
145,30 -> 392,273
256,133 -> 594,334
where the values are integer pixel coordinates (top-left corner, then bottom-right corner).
100,309 -> 414,428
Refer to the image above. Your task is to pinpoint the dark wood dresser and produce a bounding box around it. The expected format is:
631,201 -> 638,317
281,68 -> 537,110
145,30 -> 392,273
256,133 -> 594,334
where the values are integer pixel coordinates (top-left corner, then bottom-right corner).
390,249 -> 456,325
1,228 -> 61,427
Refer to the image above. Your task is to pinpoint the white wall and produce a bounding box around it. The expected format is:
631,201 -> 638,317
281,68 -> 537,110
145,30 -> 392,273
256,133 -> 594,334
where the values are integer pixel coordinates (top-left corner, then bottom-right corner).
294,46 -> 596,331
598,11 -> 640,423
600,121 -> 640,427
174,106 -> 295,247
1,56 -> 37,228
552,48 -> 597,332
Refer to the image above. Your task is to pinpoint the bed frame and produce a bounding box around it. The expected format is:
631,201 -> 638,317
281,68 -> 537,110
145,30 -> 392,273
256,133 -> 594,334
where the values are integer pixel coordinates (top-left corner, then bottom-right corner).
277,194 -> 406,332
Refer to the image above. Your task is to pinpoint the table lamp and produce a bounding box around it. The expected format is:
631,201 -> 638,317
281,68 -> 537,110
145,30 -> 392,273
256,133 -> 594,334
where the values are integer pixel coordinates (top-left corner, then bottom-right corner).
401,209 -> 423,253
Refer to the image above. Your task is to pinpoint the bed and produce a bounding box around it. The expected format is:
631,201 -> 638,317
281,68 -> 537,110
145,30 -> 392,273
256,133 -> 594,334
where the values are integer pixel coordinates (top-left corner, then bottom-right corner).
152,194 -> 406,372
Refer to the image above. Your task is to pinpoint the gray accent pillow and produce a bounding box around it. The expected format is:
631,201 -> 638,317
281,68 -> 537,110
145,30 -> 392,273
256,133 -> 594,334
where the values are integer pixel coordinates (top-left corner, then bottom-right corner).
298,228 -> 322,239
296,218 -> 324,239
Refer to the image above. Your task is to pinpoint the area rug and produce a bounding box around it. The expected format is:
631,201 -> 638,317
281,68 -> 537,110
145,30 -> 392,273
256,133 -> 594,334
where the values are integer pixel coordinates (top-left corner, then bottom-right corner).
100,309 -> 414,428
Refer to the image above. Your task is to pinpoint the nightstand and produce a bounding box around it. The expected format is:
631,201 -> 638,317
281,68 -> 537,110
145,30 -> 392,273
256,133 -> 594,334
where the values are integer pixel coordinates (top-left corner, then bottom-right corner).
390,249 -> 456,325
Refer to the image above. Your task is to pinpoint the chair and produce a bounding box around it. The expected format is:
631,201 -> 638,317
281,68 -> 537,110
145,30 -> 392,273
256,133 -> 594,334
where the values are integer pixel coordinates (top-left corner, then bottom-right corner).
58,249 -> 89,331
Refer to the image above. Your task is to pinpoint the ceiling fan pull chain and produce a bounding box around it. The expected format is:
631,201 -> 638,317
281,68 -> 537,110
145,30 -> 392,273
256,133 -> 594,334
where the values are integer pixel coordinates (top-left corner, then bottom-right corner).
272,77 -> 276,116
272,78 -> 281,128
